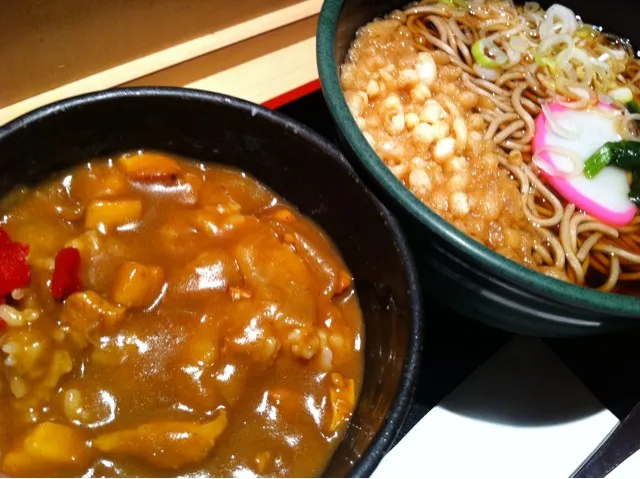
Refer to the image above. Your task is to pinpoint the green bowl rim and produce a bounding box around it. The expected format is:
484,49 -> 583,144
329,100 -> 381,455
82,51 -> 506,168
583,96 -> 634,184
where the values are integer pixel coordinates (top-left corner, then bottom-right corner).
316,0 -> 640,317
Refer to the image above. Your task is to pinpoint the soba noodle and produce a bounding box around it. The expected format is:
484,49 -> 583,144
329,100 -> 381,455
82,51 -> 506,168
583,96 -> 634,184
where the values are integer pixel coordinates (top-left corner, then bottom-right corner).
341,0 -> 640,294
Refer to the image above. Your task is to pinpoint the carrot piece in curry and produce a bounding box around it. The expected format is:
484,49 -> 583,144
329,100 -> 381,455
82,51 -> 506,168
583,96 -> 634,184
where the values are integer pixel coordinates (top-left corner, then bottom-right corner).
70,163 -> 128,201
273,208 -> 296,222
112,261 -> 165,308
85,199 -> 142,232
336,270 -> 353,295
117,151 -> 182,183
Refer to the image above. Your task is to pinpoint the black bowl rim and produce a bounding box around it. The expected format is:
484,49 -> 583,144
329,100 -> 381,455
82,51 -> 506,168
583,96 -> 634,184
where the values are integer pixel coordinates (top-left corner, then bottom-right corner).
315,0 -> 640,317
0,86 -> 424,478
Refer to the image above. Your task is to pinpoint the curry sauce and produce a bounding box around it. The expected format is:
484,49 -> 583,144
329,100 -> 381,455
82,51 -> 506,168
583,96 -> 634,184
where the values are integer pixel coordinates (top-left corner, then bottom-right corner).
0,152 -> 364,477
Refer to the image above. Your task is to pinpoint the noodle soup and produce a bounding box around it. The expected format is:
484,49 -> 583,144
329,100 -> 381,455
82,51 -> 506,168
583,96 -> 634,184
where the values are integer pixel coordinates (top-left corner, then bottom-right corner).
340,0 -> 640,296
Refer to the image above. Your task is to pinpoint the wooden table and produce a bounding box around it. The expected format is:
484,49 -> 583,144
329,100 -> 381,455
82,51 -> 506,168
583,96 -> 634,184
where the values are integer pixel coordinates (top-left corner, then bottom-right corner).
0,0 -> 322,125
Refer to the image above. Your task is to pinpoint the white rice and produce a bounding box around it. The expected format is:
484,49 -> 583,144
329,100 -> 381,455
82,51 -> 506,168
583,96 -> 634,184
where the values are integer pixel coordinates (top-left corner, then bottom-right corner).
0,304 -> 39,328
10,288 -> 25,300
1,342 -> 18,355
0,304 -> 24,327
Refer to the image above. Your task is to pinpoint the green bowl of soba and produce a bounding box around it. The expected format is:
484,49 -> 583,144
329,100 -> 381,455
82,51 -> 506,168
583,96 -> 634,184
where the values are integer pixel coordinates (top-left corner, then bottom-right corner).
317,0 -> 640,336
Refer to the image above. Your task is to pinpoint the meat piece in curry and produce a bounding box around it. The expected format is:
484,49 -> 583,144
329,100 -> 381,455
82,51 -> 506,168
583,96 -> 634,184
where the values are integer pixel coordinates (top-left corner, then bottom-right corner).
0,151 -> 364,478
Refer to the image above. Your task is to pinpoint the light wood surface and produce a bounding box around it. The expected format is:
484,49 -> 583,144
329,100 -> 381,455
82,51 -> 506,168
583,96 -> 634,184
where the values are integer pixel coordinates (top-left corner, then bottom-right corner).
0,0 -> 322,125
125,16 -> 319,105
188,37 -> 318,105
0,0 -> 322,107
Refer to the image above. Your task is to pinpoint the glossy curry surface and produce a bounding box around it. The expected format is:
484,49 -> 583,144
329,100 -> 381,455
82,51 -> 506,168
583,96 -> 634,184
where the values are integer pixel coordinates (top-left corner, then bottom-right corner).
0,152 -> 364,477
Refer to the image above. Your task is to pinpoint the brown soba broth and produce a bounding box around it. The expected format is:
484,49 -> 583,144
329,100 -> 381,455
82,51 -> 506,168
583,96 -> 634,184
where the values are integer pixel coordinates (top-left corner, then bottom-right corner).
340,0 -> 640,296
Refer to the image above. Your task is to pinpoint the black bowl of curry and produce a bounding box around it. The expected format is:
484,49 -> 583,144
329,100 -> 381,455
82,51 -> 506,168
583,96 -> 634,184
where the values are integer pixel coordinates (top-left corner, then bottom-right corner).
0,87 -> 422,478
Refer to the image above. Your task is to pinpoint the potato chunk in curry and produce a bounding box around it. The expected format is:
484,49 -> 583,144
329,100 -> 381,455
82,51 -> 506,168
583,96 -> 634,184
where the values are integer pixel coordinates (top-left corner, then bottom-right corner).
0,152 -> 364,478
93,412 -> 228,469
2,422 -> 91,477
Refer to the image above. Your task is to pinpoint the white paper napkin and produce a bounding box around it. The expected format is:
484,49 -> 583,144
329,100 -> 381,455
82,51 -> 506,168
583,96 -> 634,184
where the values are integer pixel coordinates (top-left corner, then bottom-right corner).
372,336 -> 620,478
605,450 -> 640,478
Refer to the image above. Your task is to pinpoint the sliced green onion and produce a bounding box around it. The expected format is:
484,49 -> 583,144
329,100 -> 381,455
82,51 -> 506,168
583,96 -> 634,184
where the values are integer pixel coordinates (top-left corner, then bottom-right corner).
534,50 -> 557,73
471,38 -> 508,68
575,24 -> 599,39
539,4 -> 577,40
584,144 -> 615,179
571,48 -> 595,84
439,0 -> 468,7
535,34 -> 574,73
608,87 -> 633,104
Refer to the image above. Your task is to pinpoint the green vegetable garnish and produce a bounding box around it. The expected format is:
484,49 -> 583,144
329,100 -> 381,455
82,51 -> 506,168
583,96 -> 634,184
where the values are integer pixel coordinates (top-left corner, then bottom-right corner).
534,50 -> 557,73
439,0 -> 468,7
533,43 -> 560,74
630,171 -> 640,205
625,99 -> 640,129
584,143 -> 616,179
627,99 -> 640,115
575,24 -> 599,39
584,141 -> 640,179
584,141 -> 640,207
472,38 -> 508,68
